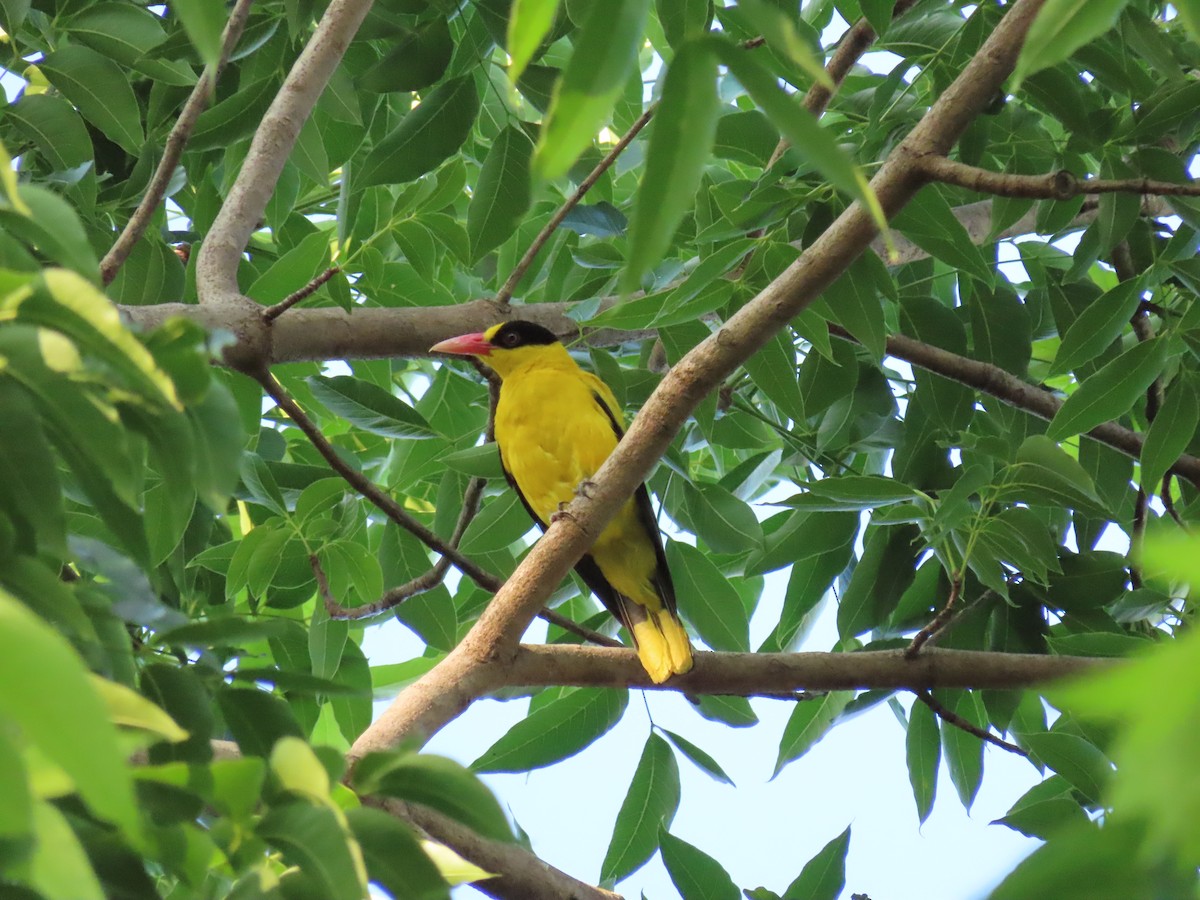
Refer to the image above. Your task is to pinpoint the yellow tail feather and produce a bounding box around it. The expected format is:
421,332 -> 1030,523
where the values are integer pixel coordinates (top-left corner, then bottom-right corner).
632,613 -> 694,684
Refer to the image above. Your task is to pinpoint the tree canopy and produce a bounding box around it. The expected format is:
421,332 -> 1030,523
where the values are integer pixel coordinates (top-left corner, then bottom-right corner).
0,0 -> 1199,897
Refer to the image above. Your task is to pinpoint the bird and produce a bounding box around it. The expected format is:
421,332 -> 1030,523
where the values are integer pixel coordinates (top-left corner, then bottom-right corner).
430,320 -> 694,683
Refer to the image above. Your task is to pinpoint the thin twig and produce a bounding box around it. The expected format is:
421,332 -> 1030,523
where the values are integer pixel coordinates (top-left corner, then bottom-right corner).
1162,473 -> 1187,529
1116,241 -> 1157,589
263,267 -> 340,321
99,0 -> 255,285
920,155 -> 1200,200
253,365 -> 502,589
328,374 -> 497,618
913,688 -> 1028,757
906,571 -> 962,657
765,0 -> 920,170
540,608 -> 622,647
493,105 -> 656,306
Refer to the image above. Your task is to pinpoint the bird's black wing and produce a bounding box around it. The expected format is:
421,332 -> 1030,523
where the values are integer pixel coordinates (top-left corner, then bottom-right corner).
588,390 -> 679,617
498,437 -> 634,633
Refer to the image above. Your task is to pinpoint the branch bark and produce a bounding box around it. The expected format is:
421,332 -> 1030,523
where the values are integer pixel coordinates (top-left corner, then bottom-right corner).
99,0 -> 255,286
827,325 -> 1200,489
920,155 -> 1200,199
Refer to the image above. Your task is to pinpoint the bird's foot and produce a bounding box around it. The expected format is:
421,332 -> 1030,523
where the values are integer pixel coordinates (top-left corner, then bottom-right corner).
575,479 -> 597,500
550,502 -> 575,525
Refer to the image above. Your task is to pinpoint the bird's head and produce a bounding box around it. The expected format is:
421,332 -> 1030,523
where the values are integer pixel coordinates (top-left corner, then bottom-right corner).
430,320 -> 563,378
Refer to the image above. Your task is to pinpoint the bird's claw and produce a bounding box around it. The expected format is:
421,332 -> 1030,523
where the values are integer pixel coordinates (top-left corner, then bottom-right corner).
550,501 -> 575,525
575,479 -> 597,500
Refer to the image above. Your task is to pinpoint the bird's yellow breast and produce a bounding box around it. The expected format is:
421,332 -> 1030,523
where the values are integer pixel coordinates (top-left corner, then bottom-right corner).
495,363 -> 619,524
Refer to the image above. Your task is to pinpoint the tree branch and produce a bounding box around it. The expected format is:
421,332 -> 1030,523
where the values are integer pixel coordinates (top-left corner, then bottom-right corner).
494,106 -> 656,306
920,155 -> 1200,199
913,688 -> 1028,757
349,0 -> 1050,758
99,0 -> 255,286
262,267 -> 340,322
252,365 -> 503,590
827,324 -> 1200,489
378,797 -> 624,900
495,645 -> 1108,694
766,0 -> 920,168
195,0 -> 374,313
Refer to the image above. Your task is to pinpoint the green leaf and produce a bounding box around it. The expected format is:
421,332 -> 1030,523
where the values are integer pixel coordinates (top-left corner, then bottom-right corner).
26,800 -> 104,900
171,0 -> 226,66
257,801 -> 369,900
154,616 -> 297,649
988,820 -> 1152,900
736,0 -> 833,92
66,2 -> 167,65
694,694 -> 758,728
217,686 -> 305,757
345,806 -> 451,900
782,475 -> 923,511
601,733 -> 681,883
0,187 -> 98,279
1021,732 -> 1111,805
6,93 -> 93,171
622,39 -> 719,291
1051,277 -> 1145,376
0,727 -> 30,846
656,0 -> 712,48
507,0 -> 562,82
0,380 -> 66,557
354,753 -> 514,843
666,541 -> 750,652
90,674 -> 188,742
709,36 -> 889,237
359,17 -> 453,92
688,482 -> 763,553
358,77 -> 480,188
471,688 -> 628,773
818,254 -> 888,360
781,825 -> 850,900
1047,337 -> 1169,442
39,45 -> 145,153
993,776 -> 1089,841
905,700 -> 940,824
941,691 -> 985,810
0,588 -> 141,843
773,691 -> 852,777
893,186 -> 993,286
660,831 -> 740,900
1012,0 -> 1132,89
468,125 -> 534,260
659,728 -> 733,785
459,490 -> 533,554
307,375 -> 437,439
533,0 -> 651,178
1140,378 -> 1199,494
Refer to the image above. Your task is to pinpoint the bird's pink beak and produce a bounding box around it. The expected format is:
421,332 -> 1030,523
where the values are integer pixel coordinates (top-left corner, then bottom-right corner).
429,331 -> 492,356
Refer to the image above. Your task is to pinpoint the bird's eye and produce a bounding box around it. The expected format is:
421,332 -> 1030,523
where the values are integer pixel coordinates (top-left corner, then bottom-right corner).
502,332 -> 519,347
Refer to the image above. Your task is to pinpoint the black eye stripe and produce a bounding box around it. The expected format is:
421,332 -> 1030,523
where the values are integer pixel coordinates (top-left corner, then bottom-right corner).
490,321 -> 559,349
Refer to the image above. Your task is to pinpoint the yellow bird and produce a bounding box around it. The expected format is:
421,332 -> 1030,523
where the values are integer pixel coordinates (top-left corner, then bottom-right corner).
430,321 -> 693,683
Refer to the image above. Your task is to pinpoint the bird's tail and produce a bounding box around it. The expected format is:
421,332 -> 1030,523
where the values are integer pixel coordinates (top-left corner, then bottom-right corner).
629,607 -> 693,684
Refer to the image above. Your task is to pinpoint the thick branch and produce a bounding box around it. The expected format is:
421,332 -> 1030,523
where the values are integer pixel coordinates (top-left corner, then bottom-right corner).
99,0 -> 254,286
195,0 -> 373,311
921,155 -> 1200,199
371,798 -> 622,900
496,645 -> 1108,693
351,0 -> 1048,755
